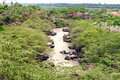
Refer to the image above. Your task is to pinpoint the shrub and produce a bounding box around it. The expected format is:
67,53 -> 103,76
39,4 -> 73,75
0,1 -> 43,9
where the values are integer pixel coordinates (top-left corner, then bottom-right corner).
55,18 -> 68,28
22,14 -> 53,31
70,20 -> 120,70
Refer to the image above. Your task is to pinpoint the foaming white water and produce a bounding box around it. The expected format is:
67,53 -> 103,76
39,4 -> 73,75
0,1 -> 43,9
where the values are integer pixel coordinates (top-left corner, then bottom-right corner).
49,28 -> 79,67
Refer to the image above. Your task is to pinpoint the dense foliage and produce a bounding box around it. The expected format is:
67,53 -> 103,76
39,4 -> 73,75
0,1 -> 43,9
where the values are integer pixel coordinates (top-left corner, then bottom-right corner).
0,13 -> 51,79
49,7 -> 87,16
69,20 -> 120,79
0,3 -> 120,80
55,18 -> 69,28
0,3 -> 44,26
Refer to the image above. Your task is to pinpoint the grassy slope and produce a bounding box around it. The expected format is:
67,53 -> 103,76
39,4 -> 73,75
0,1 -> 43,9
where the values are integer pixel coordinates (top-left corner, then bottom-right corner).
0,14 -> 52,80
69,20 -> 120,80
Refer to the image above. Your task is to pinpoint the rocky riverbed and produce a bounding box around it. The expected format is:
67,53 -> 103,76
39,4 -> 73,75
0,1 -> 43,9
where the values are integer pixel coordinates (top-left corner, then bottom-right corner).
48,27 -> 79,67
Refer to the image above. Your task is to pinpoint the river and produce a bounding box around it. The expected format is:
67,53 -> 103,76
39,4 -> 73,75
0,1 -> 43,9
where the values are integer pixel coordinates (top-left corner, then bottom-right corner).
49,28 -> 79,67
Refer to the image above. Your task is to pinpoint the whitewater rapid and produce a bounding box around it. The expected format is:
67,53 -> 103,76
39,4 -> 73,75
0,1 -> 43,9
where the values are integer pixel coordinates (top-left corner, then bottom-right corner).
49,28 -> 79,67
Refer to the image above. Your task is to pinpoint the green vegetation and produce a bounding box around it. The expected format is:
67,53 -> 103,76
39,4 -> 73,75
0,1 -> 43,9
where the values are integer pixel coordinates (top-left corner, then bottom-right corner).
0,5 -> 8,13
0,13 -> 51,79
69,20 -> 120,79
55,18 -> 69,28
0,3 -> 120,80
21,14 -> 53,32
0,3 -> 43,26
49,7 -> 87,16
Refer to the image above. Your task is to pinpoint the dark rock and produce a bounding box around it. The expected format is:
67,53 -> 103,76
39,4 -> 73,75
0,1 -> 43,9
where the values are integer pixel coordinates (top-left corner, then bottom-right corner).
60,50 -> 66,54
72,51 -> 78,55
50,44 -> 55,48
45,30 -> 57,36
63,34 -> 71,43
49,62 -> 55,67
51,40 -> 54,44
60,50 -> 71,54
65,56 -> 71,60
62,27 -> 70,32
66,52 -> 71,54
47,42 -> 54,48
50,30 -> 56,36
47,39 -> 55,48
51,32 -> 56,36
66,39 -> 71,43
70,55 -> 78,60
68,46 -> 75,49
36,53 -> 49,61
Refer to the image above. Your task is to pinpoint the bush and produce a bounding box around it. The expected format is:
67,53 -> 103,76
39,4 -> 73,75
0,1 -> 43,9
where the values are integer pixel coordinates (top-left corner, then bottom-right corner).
0,15 -> 55,79
0,25 -> 5,31
55,18 -> 68,28
22,14 -> 53,31
70,20 -> 120,70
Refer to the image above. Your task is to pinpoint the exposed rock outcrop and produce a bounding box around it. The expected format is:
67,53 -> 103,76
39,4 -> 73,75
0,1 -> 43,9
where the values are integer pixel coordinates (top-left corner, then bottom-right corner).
65,56 -> 71,60
45,30 -> 57,36
68,46 -> 75,49
65,52 -> 83,60
55,11 -> 90,19
60,50 -> 71,54
47,38 -> 55,48
36,53 -> 49,61
49,30 -> 57,36
65,55 -> 78,60
63,34 -> 71,43
62,27 -> 70,32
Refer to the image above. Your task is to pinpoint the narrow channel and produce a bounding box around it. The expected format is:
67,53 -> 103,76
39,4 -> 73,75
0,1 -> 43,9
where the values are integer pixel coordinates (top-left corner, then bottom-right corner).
49,28 -> 79,67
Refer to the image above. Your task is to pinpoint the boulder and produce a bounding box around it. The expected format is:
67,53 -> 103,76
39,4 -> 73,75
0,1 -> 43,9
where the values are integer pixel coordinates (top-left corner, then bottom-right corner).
72,51 -> 78,55
66,52 -> 71,54
65,55 -> 79,60
36,53 -> 49,61
68,46 -> 75,49
50,30 -> 56,36
50,44 -> 55,48
47,39 -> 55,48
65,56 -> 71,60
63,34 -> 71,43
45,30 -> 56,36
60,50 -> 71,54
47,42 -> 55,48
70,55 -> 78,60
50,32 -> 56,36
60,50 -> 66,54
62,27 -> 70,32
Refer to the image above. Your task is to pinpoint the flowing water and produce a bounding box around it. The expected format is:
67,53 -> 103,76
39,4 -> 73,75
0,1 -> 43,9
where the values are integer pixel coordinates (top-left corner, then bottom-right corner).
49,28 -> 79,67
